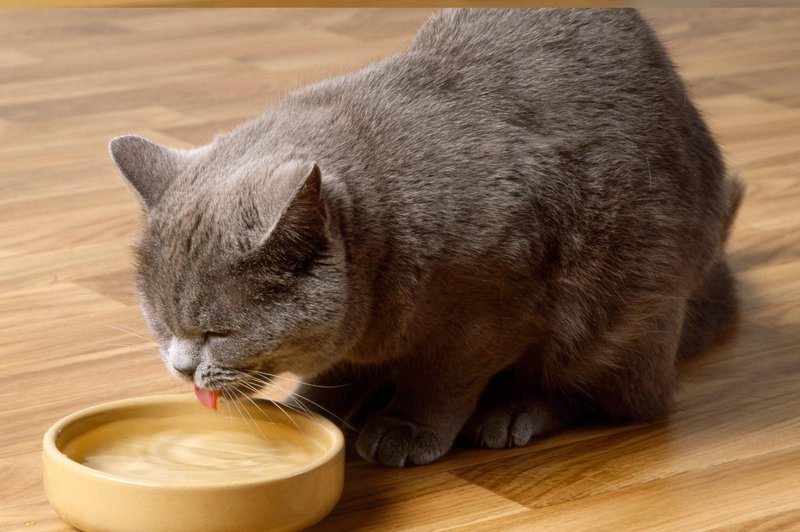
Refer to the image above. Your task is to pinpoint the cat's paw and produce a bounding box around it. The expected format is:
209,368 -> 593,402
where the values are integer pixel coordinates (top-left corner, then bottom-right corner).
356,414 -> 451,467
463,399 -> 560,449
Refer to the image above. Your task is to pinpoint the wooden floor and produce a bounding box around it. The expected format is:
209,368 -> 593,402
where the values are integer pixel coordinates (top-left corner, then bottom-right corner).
1,8 -> 799,531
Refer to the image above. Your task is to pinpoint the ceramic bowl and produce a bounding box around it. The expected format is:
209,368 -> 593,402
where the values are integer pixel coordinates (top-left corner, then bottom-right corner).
43,394 -> 344,532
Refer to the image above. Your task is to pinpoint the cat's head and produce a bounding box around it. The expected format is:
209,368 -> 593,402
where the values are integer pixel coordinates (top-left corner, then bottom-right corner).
110,135 -> 347,396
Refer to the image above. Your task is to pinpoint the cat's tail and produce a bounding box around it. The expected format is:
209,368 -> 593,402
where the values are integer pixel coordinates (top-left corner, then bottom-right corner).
678,174 -> 745,359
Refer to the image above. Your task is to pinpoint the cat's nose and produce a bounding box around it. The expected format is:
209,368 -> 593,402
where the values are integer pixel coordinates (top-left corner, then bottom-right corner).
168,337 -> 200,380
173,360 -> 197,379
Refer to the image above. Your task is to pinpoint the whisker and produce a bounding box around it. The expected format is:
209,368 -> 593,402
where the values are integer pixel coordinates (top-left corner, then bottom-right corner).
238,382 -> 276,424
293,394 -> 354,431
285,396 -> 345,431
285,394 -> 313,417
238,397 -> 266,440
221,389 -> 235,424
229,369 -> 355,434
228,392 -> 255,433
265,395 -> 311,419
264,396 -> 302,432
274,391 -> 314,420
268,380 -> 352,429
264,380 -> 353,431
243,377 -> 295,401
239,395 -> 268,441
106,324 -> 154,343
226,369 -> 302,431
247,371 -> 349,389
233,369 -> 351,429
235,395 -> 258,437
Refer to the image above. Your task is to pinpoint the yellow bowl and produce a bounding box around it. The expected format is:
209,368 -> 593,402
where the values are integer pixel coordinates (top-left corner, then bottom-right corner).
43,394 -> 344,532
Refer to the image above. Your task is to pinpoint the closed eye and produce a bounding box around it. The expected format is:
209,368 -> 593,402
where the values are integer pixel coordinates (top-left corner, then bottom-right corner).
203,331 -> 230,342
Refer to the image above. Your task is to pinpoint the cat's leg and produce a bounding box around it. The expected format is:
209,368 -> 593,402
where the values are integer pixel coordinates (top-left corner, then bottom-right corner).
355,342 -> 511,467
461,361 -> 581,449
586,302 -> 686,422
464,301 -> 687,447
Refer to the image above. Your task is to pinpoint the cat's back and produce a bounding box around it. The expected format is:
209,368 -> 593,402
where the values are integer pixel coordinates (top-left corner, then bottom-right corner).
277,9 -> 678,164
406,9 -> 677,124
411,9 -> 658,80
238,8 -> 727,278
413,8 -> 646,56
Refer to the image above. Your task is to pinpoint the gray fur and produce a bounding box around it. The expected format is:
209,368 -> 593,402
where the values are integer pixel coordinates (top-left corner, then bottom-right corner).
111,8 -> 742,467
110,135 -> 187,208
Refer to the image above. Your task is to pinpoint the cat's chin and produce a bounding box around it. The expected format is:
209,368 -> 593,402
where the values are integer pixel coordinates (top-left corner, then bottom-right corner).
195,367 -> 291,400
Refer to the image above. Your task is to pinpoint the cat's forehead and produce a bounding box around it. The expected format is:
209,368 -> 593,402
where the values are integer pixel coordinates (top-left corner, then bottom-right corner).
139,146 -> 317,281
145,180 -> 280,266
147,200 -> 250,259
155,157 -> 275,220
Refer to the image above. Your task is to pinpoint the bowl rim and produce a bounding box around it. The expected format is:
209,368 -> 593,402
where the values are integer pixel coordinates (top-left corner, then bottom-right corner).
42,393 -> 344,489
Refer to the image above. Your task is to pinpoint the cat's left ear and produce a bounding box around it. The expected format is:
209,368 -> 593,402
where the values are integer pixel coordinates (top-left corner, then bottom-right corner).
274,161 -> 327,229
250,161 -> 329,269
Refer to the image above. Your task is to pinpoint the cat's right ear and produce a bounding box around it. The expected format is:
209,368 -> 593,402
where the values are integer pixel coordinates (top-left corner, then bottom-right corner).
109,135 -> 183,209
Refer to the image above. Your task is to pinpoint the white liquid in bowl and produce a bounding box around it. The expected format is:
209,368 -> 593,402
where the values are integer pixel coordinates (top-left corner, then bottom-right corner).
62,415 -> 327,484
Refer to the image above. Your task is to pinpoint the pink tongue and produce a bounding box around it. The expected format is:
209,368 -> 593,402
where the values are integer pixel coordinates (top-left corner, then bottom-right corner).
194,385 -> 219,410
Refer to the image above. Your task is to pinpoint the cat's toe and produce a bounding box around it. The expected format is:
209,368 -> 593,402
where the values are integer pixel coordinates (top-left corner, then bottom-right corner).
356,414 -> 449,467
466,400 -> 558,449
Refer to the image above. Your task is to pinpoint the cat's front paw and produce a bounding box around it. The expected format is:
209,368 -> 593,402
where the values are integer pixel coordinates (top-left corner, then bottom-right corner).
463,399 -> 563,449
356,414 -> 451,467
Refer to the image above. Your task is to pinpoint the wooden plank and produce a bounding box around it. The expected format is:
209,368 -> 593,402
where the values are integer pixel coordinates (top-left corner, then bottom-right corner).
1,8 -> 798,531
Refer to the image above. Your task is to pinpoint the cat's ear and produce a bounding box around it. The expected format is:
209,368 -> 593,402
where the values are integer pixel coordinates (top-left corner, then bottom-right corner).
109,135 -> 183,209
252,162 -> 329,270
273,161 -> 327,229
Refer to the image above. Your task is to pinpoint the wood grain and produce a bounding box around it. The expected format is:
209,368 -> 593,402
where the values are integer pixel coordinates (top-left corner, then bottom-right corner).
1,8 -> 798,532
0,1 -> 625,7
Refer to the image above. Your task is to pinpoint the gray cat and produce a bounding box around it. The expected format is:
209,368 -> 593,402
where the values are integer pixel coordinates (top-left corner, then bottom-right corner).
110,9 -> 743,467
